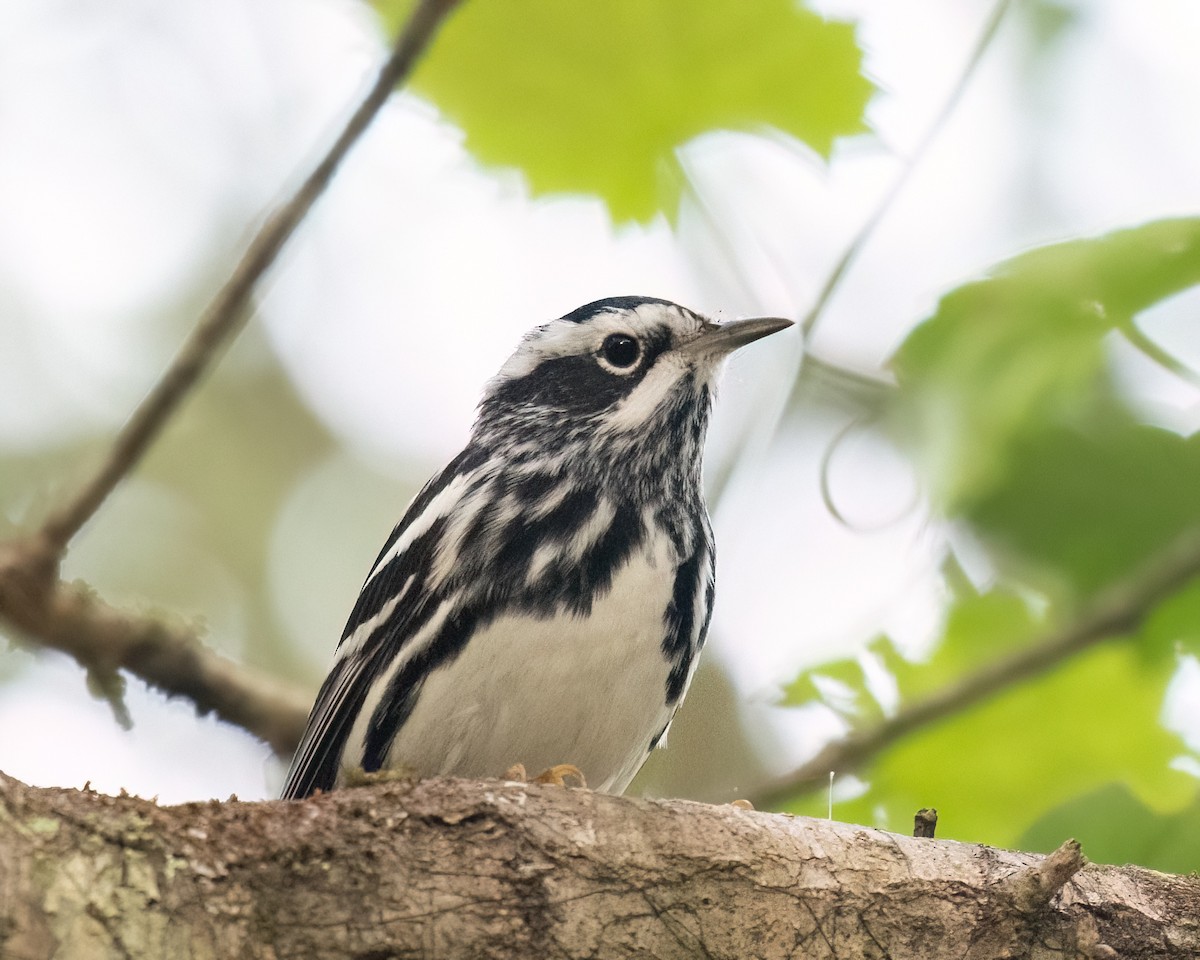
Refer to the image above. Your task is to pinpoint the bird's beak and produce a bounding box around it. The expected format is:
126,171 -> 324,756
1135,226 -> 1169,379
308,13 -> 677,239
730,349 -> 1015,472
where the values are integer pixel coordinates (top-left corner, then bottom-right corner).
680,316 -> 794,358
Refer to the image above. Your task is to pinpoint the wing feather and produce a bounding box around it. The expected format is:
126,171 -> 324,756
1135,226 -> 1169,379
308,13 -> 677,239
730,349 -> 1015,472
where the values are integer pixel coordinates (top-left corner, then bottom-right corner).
279,653 -> 371,798
280,453 -> 482,798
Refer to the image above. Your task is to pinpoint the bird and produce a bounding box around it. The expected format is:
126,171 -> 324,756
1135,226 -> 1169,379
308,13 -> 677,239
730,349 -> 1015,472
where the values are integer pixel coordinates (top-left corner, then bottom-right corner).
280,296 -> 791,799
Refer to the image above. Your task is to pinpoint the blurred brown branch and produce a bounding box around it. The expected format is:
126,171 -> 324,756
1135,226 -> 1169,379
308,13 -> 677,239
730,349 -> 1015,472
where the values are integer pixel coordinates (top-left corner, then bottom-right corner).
0,546 -> 309,755
40,0 -> 461,555
0,0 -> 460,749
752,526 -> 1200,810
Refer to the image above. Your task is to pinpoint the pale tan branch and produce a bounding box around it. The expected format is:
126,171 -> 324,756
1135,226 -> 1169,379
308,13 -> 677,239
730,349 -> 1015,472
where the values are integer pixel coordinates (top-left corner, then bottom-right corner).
2,773 -> 1195,960
753,527 -> 1200,809
1004,839 -> 1087,914
38,0 -> 461,555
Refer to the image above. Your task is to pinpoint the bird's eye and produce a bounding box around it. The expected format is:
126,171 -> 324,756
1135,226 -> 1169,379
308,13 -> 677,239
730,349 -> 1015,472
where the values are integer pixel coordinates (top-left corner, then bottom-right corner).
600,334 -> 640,370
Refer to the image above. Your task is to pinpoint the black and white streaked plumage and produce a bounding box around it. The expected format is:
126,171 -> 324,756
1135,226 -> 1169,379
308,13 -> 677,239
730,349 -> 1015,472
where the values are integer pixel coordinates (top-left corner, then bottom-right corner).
280,296 -> 791,799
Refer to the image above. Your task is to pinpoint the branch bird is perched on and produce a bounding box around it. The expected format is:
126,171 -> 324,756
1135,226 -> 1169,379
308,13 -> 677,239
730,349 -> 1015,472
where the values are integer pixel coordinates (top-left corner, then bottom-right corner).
281,297 -> 791,799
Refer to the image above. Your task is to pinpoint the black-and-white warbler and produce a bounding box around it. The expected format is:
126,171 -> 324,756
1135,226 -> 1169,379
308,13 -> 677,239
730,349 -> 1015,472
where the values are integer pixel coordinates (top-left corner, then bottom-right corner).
281,296 -> 790,799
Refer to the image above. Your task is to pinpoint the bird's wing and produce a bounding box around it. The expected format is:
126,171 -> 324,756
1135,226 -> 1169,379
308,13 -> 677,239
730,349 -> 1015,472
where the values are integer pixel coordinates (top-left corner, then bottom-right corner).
278,650 -> 373,799
280,451 -> 485,799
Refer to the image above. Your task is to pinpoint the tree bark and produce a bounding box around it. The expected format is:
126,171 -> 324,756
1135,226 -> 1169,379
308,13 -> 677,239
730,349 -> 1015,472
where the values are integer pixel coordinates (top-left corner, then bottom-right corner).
1,771 -> 1196,959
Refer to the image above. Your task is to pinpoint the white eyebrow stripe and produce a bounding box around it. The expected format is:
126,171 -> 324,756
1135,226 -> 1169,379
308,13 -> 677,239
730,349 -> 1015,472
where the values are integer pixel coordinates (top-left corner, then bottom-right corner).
492,320 -> 594,381
489,305 -> 701,386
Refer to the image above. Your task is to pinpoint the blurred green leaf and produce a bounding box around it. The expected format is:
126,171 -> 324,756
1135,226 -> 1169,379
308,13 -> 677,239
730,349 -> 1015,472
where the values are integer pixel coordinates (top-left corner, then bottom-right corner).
1021,0 -> 1079,55
894,590 -> 1040,694
1021,783 -> 1200,873
377,0 -> 872,221
781,220 -> 1200,858
892,218 -> 1200,508
786,636 -> 1195,849
1141,582 -> 1200,660
780,668 -> 832,709
968,417 -> 1200,596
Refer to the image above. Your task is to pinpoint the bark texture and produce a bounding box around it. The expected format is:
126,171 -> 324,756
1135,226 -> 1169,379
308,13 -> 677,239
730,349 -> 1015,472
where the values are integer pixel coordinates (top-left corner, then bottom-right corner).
1,770 -> 1197,960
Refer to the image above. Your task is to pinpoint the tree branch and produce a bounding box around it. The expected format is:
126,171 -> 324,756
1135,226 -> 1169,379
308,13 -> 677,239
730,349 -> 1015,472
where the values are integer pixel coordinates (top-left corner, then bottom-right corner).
38,0 -> 460,556
0,0 -> 460,748
0,549 -> 309,754
752,526 -> 1200,808
2,772 -> 1195,959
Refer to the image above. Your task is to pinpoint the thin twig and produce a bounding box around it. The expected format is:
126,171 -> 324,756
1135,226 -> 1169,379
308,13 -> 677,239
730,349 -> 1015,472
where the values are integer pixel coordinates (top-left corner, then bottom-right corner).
796,0 -> 1012,345
37,0 -> 462,554
752,527 -> 1200,809
0,0 -> 460,751
709,0 -> 1012,508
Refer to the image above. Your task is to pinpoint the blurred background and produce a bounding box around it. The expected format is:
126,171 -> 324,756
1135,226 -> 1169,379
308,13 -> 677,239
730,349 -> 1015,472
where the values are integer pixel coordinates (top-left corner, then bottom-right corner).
2,0 -> 1200,868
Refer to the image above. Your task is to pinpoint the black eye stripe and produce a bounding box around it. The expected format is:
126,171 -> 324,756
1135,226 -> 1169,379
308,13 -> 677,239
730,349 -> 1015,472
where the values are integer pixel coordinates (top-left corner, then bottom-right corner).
484,354 -> 640,415
480,326 -> 675,419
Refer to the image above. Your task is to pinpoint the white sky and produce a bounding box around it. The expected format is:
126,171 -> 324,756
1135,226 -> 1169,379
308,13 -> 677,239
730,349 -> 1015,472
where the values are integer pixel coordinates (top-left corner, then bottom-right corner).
1,0 -> 1199,802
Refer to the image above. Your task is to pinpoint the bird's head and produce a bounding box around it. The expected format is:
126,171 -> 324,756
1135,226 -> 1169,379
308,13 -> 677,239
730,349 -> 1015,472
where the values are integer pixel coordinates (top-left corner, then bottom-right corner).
476,297 -> 791,462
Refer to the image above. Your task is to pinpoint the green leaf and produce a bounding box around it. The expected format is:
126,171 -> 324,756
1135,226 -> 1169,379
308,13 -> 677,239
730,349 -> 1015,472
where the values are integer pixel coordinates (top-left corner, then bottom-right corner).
892,218 -> 1200,508
377,0 -> 872,221
779,668 -> 833,710
1141,581 -> 1200,660
1021,783 -> 1200,874
778,221 -> 1200,852
895,590 -> 1041,697
967,417 -> 1200,596
785,638 -> 1195,849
